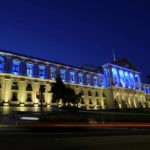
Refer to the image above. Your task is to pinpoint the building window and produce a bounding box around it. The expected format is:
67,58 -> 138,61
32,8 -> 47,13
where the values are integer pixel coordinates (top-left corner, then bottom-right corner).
26,94 -> 32,102
129,73 -> 136,89
80,90 -> 84,95
89,99 -> 92,104
88,91 -> 92,96
0,57 -> 4,73
81,99 -> 84,104
112,68 -> 119,86
78,73 -> 83,84
93,76 -> 98,86
11,92 -> 18,101
100,76 -> 105,87
95,92 -> 99,97
60,69 -> 65,82
12,59 -> 20,75
12,82 -> 19,90
50,68 -> 56,80
97,99 -> 100,105
39,65 -> 45,79
70,71 -> 75,83
26,84 -> 33,91
26,62 -> 33,77
86,75 -> 90,85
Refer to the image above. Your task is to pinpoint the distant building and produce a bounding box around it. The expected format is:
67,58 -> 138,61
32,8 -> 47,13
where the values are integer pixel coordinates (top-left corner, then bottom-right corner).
0,49 -> 149,113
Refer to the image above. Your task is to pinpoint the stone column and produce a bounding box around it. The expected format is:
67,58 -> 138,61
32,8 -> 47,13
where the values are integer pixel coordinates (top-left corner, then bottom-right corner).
3,77 -> 11,106
19,80 -> 26,107
33,81 -> 40,107
109,66 -> 114,86
117,69 -> 121,87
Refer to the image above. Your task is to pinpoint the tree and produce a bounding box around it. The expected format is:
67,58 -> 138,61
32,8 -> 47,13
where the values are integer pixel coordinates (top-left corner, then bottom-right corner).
50,74 -> 66,106
50,74 -> 83,108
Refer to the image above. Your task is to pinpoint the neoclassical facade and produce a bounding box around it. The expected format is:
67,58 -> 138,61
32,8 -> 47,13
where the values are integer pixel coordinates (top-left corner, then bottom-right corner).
0,49 -> 149,113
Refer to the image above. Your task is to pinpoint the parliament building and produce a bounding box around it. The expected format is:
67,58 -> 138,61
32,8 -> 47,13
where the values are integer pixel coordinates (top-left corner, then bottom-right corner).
0,49 -> 149,113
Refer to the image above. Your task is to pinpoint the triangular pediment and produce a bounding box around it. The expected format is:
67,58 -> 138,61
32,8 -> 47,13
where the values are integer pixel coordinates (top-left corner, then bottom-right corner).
111,58 -> 140,72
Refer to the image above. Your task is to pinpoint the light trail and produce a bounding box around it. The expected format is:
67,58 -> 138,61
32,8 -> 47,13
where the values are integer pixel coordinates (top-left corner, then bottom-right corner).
24,122 -> 150,128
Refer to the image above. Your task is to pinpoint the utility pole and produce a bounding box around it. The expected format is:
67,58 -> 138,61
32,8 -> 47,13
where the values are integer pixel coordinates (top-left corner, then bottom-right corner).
112,47 -> 116,61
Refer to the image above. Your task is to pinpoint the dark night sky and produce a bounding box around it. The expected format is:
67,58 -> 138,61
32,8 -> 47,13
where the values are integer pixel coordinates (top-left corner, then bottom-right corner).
0,0 -> 150,80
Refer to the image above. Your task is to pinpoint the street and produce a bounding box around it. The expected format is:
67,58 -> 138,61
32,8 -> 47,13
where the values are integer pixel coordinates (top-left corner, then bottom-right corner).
0,132 -> 150,150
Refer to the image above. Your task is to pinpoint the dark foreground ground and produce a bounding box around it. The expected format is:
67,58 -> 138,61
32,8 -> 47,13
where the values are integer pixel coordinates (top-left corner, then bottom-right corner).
1,110 -> 150,150
1,131 -> 150,150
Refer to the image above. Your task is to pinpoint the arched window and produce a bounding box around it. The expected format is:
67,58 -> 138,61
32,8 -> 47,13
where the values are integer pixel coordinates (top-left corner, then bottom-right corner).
70,71 -> 75,83
95,92 -> 99,97
86,75 -> 90,85
11,92 -> 18,101
12,59 -> 20,75
50,67 -> 56,80
78,73 -> 83,84
93,76 -> 98,86
88,91 -> 92,96
26,62 -> 33,77
26,94 -> 32,102
26,84 -> 33,91
39,64 -> 45,79
12,82 -> 19,90
60,69 -> 65,82
89,99 -> 92,104
0,56 -> 4,72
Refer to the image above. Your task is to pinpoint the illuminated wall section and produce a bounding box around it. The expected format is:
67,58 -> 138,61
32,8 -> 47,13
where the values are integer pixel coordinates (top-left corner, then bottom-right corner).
143,86 -> 147,94
50,67 -> 56,80
60,69 -> 65,82
39,65 -> 45,79
101,76 -> 105,87
86,75 -> 91,86
124,72 -> 131,88
104,68 -> 109,87
135,74 -> 141,90
70,71 -> 75,83
147,87 -> 150,94
78,73 -> 83,84
93,76 -> 98,87
12,59 -> 21,75
26,62 -> 33,77
112,68 -> 119,86
119,70 -> 126,88
0,57 -> 4,73
129,73 -> 136,89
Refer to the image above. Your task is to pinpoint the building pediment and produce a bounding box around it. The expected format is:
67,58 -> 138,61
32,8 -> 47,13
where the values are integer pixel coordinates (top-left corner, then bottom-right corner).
111,58 -> 140,72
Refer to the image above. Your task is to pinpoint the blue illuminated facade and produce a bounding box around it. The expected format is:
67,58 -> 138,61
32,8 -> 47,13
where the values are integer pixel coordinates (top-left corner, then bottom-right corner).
0,49 -> 149,95
0,57 -> 4,73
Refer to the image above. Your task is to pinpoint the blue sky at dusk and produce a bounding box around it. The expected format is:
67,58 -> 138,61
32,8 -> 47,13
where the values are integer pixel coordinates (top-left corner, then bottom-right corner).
0,0 -> 150,79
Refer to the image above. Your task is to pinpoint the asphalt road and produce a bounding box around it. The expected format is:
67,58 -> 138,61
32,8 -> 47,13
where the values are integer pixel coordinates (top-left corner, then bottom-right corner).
1,131 -> 150,150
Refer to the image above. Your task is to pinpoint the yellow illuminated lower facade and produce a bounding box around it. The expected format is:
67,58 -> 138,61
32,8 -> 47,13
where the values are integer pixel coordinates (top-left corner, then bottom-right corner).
0,73 -> 149,114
